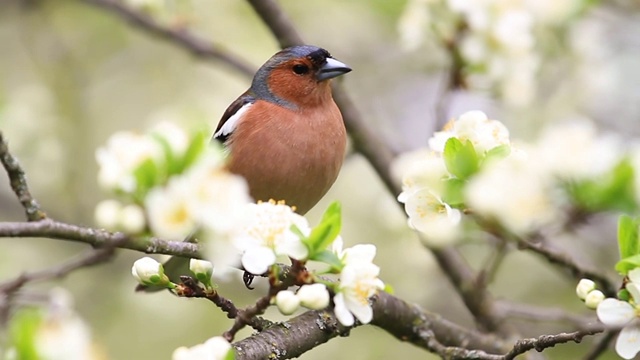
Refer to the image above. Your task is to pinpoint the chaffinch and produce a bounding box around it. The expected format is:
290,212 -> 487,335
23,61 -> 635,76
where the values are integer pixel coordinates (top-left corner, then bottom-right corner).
139,46 -> 350,291
214,45 -> 351,214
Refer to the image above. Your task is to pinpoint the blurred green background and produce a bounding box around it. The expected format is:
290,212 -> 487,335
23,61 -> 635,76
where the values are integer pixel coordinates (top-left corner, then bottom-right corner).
1,0 -> 639,359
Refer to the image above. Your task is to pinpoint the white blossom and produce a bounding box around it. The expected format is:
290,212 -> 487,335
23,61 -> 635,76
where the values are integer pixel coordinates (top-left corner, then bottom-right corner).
465,155 -> 560,235
34,289 -> 95,360
145,178 -> 196,241
534,120 -> 622,180
185,155 -> 251,234
149,121 -> 189,156
393,149 -> 449,203
429,111 -> 510,154
96,131 -> 162,192
596,268 -> 640,359
334,263 -> 385,327
403,189 -> 461,246
233,201 -> 310,275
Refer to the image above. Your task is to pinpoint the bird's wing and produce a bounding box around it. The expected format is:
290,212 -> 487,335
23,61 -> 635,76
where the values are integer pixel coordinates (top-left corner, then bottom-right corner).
213,92 -> 256,144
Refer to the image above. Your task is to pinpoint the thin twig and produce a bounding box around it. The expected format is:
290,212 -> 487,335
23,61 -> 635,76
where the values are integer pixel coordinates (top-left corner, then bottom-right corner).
0,131 -> 46,221
82,0 -> 255,77
517,239 -> 617,297
0,220 -> 200,257
502,323 -> 605,360
583,330 -> 616,360
177,276 -> 273,332
495,300 -> 594,328
0,247 -> 116,325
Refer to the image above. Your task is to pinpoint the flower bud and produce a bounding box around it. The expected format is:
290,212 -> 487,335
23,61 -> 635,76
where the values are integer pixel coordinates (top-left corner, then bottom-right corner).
275,290 -> 300,315
131,257 -> 171,287
576,278 -> 596,300
585,289 -> 605,309
189,259 -> 214,288
297,284 -> 330,310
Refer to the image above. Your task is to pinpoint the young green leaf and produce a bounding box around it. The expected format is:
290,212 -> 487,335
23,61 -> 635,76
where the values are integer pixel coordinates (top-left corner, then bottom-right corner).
132,158 -> 159,196
442,178 -> 465,206
482,144 -> 511,164
443,138 -> 479,180
615,254 -> 640,274
179,130 -> 208,173
618,214 -> 640,260
569,159 -> 637,213
310,250 -> 343,271
303,202 -> 342,255
150,133 -> 179,177
8,308 -> 42,360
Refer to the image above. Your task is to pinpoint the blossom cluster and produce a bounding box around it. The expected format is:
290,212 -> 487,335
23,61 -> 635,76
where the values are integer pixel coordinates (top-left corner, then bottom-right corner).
398,0 -> 594,106
576,271 -> 640,359
4,289 -> 99,360
96,122 -> 385,357
394,110 -> 634,245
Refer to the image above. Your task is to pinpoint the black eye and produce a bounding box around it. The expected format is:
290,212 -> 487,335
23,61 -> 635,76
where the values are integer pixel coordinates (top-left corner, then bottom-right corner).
292,64 -> 309,75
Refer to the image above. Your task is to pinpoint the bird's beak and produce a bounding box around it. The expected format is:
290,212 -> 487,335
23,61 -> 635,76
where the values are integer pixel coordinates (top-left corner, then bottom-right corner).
316,58 -> 352,81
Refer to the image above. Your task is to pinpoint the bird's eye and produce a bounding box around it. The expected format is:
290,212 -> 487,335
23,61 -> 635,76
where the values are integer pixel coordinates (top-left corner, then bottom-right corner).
292,64 -> 309,75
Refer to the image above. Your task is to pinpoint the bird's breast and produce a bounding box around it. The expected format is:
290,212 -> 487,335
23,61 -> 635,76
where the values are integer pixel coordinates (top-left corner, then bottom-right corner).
226,100 -> 346,214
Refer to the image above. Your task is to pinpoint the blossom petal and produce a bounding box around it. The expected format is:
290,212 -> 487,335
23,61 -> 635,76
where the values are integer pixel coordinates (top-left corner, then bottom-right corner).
627,283 -> 640,304
277,235 -> 308,260
346,297 -> 374,324
597,298 -> 635,326
629,268 -> 640,287
343,244 -> 376,265
616,325 -> 640,359
333,293 -> 354,327
241,247 -> 276,275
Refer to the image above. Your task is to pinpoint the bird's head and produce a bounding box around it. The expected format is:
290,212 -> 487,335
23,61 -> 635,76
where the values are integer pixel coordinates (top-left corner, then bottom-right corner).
251,45 -> 351,109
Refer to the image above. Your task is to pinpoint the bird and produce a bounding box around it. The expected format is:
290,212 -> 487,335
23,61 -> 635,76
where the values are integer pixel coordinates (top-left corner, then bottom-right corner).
139,45 -> 351,291
213,45 -> 351,214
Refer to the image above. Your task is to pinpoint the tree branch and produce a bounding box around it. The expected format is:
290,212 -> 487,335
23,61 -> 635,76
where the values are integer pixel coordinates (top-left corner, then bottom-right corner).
0,247 -> 116,326
82,0 -> 256,77
517,238 -> 617,297
0,220 -> 200,257
232,291 -> 605,360
0,131 -> 46,221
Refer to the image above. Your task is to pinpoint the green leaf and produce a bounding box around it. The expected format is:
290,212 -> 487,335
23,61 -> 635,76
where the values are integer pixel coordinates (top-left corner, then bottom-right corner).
482,144 -> 511,164
179,130 -> 208,173
151,133 -> 179,177
618,288 -> 630,302
443,138 -> 479,180
442,178 -> 465,206
615,254 -> 640,274
225,349 -> 236,360
618,214 -> 640,260
133,158 -> 159,196
383,284 -> 394,294
303,202 -> 342,255
569,159 -> 637,213
9,308 -> 42,360
310,250 -> 343,271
